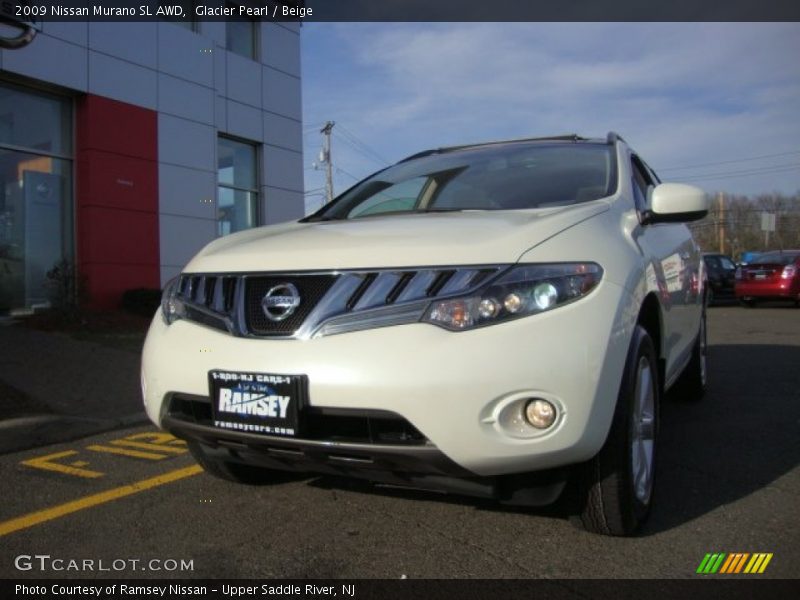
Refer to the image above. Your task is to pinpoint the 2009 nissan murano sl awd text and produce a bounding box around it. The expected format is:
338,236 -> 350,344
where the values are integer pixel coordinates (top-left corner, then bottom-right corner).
142,132 -> 710,536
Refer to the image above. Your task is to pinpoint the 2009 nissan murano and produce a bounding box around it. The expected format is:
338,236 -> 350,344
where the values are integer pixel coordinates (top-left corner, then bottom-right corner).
143,133 -> 710,536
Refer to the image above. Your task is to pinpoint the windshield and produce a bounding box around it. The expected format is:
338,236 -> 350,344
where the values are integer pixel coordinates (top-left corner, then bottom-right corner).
751,252 -> 799,265
307,142 -> 616,221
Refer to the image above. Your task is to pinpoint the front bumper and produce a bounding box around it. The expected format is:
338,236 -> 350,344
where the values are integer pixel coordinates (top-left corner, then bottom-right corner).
142,280 -> 632,477
162,408 -> 569,505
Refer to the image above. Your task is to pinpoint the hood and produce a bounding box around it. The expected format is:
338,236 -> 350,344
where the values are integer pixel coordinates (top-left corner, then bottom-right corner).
184,201 -> 611,273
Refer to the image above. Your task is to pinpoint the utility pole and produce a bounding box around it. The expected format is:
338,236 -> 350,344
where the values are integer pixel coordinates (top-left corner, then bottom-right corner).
718,192 -> 725,255
320,121 -> 335,204
765,220 -> 770,249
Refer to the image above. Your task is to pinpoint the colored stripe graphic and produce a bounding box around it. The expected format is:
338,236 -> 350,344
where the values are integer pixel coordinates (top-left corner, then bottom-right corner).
734,553 -> 750,573
710,553 -> 726,573
699,552 -> 773,575
719,554 -> 736,573
758,554 -> 773,573
696,554 -> 712,574
721,553 -> 750,574
697,553 -> 727,574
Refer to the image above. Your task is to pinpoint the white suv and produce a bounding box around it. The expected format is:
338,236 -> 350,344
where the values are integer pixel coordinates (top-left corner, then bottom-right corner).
142,133 -> 709,535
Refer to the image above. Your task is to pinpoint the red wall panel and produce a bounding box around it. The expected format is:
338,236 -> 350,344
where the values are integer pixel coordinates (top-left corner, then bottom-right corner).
76,95 -> 157,161
76,95 -> 159,309
76,151 -> 158,212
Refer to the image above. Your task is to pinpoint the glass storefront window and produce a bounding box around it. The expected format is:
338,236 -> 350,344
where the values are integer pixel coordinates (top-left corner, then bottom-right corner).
217,137 -> 258,236
0,84 -> 72,314
0,86 -> 72,156
225,2 -> 257,60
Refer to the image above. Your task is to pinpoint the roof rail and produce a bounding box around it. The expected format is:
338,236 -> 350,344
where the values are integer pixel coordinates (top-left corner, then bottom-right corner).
399,134 -> 590,163
607,131 -> 626,145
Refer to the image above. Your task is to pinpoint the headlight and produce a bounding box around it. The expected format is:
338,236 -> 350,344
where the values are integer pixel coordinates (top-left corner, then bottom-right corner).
422,263 -> 603,331
160,276 -> 185,325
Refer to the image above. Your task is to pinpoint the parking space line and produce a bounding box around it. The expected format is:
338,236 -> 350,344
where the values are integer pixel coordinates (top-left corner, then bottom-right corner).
85,444 -> 169,460
0,465 -> 203,537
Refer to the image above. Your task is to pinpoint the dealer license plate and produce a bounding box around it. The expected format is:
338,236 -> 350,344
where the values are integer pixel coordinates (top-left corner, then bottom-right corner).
209,370 -> 306,437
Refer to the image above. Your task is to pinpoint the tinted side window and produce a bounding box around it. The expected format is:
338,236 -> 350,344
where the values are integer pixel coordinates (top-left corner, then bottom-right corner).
630,155 -> 653,212
720,257 -> 736,270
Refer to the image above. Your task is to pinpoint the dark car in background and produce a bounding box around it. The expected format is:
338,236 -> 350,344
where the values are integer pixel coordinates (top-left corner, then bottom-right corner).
703,253 -> 736,305
735,250 -> 800,307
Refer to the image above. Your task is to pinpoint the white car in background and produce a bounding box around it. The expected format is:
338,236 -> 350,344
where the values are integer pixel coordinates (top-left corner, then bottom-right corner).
142,133 -> 709,536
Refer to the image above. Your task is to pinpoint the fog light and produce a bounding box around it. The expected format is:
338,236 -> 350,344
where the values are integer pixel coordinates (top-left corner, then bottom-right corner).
532,283 -> 558,310
524,399 -> 556,429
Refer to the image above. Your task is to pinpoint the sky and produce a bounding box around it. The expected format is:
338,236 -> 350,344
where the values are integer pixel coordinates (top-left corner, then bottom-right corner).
299,23 -> 800,214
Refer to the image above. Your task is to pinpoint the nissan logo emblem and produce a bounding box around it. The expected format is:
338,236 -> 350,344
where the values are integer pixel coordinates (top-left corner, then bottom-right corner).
261,283 -> 301,322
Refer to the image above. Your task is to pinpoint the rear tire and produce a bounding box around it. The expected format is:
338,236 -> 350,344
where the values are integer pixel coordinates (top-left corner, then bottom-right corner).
577,325 -> 659,536
188,441 -> 279,485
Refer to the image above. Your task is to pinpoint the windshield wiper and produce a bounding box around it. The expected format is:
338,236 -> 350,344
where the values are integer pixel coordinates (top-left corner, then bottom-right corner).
310,207 -> 478,222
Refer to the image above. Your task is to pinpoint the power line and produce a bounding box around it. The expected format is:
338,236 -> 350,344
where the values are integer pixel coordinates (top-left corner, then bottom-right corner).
679,163 -> 800,182
336,133 -> 387,167
336,124 -> 390,166
335,166 -> 362,182
660,150 -> 800,172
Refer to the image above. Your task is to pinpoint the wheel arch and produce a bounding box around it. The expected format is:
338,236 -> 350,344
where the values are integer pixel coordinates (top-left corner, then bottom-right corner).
637,292 -> 665,393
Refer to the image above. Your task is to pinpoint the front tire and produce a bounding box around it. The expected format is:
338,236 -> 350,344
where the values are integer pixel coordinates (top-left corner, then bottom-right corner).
577,325 -> 659,536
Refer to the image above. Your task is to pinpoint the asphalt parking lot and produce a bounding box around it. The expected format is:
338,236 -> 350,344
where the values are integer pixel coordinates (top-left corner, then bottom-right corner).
0,304 -> 798,579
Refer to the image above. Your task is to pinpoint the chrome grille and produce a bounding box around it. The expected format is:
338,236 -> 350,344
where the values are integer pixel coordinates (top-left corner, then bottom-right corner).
245,275 -> 337,336
175,266 -> 505,339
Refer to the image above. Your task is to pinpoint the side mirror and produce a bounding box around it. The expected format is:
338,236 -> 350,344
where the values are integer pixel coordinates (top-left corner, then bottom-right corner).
645,183 -> 709,224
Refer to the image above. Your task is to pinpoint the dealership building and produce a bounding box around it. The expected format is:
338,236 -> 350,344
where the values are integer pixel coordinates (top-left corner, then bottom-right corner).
0,17 -> 304,313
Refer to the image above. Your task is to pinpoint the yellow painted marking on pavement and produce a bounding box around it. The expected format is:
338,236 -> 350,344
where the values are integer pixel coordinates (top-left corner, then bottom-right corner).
21,451 -> 104,479
124,432 -> 186,446
0,465 -> 203,537
86,444 -> 168,460
109,439 -> 187,454
757,554 -> 773,574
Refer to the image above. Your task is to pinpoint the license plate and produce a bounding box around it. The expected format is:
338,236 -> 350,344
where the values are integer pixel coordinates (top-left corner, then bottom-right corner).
754,273 -> 767,280
209,370 -> 306,437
